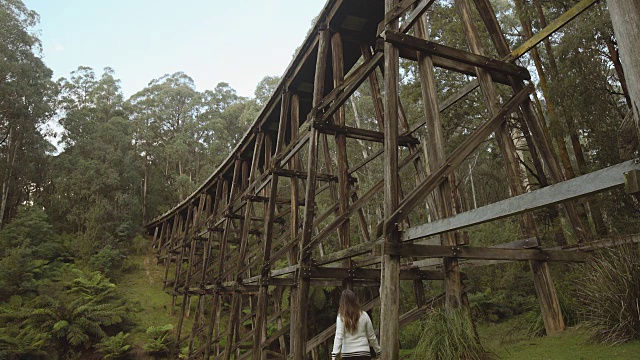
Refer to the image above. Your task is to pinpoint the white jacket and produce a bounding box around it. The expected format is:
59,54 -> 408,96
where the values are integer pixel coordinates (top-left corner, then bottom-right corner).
331,311 -> 382,358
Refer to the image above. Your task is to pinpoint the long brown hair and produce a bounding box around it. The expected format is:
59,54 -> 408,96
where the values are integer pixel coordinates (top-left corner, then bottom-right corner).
338,290 -> 361,333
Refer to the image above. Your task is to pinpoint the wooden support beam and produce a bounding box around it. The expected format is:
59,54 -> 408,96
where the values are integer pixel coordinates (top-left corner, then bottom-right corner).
312,120 -> 420,146
298,266 -> 443,280
404,160 -> 640,241
375,243 -> 590,262
313,53 -> 383,117
607,0 -> 640,140
385,0 -> 421,26
377,38 -> 513,85
301,176 -> 384,257
315,241 -> 378,266
382,30 -> 531,80
508,0 -> 598,61
292,25 -> 330,360
436,0 -> 597,116
273,168 -> 340,183
458,0 -> 564,336
380,0 -> 401,358
399,0 -> 436,33
385,85 -> 533,233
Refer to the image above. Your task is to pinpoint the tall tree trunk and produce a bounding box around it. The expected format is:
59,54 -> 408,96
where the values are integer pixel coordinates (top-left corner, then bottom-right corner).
142,163 -> 148,223
531,0 -> 609,236
515,0 -> 576,180
0,126 -> 18,230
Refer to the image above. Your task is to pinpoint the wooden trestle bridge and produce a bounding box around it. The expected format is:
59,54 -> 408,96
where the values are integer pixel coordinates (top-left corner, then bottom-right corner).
145,0 -> 640,359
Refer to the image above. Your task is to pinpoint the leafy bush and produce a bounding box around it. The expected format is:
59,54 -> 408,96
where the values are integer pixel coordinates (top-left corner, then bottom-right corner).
144,324 -> 174,358
413,308 -> 489,360
577,244 -> 640,344
89,246 -> 123,276
96,332 -> 132,359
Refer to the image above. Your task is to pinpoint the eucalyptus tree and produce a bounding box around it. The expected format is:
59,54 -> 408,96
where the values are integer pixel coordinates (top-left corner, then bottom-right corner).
48,67 -> 141,249
128,75 -> 254,220
0,0 -> 56,228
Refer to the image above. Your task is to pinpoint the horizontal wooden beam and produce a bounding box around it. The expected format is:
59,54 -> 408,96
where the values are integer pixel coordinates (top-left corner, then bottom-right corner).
404,160 -> 640,241
299,266 -> 443,280
375,243 -> 590,262
410,237 -> 539,269
312,120 -> 420,146
314,241 -> 378,266
382,30 -> 530,79
273,168 -> 340,183
376,38 -> 512,85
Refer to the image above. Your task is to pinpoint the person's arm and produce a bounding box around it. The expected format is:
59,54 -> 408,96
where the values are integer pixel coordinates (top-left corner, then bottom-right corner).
364,313 -> 381,357
331,315 -> 344,359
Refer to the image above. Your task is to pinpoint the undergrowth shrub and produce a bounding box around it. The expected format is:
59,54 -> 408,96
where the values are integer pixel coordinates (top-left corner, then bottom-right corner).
577,244 -> 640,344
144,324 -> 174,359
96,332 -> 132,359
413,308 -> 489,360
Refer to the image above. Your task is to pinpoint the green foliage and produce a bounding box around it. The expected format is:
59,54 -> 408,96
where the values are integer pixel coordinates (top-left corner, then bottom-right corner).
577,245 -> 640,344
0,265 -> 130,358
96,332 -> 132,359
0,0 -> 56,228
88,246 -> 123,276
143,324 -> 174,357
0,206 -> 54,254
468,288 -> 537,323
253,75 -> 280,106
399,320 -> 423,349
413,308 -> 489,360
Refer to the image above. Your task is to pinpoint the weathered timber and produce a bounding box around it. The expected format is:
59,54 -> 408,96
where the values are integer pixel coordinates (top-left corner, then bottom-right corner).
466,0 -> 571,334
312,120 -> 420,146
375,243 -> 589,262
380,0 -> 401,358
382,30 -> 530,80
404,159 -> 640,241
608,0 -> 640,139
142,0 -> 638,357
385,84 -> 533,233
508,0 -> 598,61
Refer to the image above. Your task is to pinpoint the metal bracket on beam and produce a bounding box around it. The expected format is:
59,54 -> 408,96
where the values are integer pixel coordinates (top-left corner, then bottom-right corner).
300,266 -> 312,278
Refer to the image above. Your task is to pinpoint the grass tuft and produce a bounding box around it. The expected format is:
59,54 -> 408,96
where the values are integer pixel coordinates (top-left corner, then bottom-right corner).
413,307 -> 490,360
577,244 -> 640,344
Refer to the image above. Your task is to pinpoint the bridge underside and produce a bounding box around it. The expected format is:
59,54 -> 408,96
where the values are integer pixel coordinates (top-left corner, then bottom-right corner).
145,0 -> 639,359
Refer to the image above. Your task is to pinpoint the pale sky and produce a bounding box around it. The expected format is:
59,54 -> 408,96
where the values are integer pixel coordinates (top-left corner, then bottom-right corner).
23,0 -> 327,98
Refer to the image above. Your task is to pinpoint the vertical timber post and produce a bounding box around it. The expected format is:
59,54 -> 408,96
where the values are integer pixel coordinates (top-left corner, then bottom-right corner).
414,13 -> 464,310
292,24 -> 329,360
607,0 -> 640,139
464,0 -> 565,334
331,31 -> 353,290
380,0 -> 401,359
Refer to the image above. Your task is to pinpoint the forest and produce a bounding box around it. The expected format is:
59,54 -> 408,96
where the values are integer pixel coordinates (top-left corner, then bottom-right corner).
0,0 -> 639,359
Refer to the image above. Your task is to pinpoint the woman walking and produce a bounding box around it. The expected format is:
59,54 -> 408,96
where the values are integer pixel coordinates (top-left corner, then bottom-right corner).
331,290 -> 381,360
